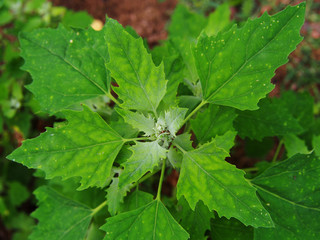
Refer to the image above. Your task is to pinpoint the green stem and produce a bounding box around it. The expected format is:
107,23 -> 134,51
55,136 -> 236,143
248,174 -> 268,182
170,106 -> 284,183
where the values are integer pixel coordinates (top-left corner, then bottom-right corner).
91,200 -> 108,216
272,138 -> 284,163
180,100 -> 207,127
107,92 -> 123,107
156,159 -> 166,200
125,136 -> 153,143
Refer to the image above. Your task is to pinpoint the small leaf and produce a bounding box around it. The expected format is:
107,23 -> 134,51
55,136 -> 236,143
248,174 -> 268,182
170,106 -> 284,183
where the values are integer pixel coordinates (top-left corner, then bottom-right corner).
7,106 -> 124,190
252,154 -> 320,240
167,146 -> 183,168
164,107 -> 188,136
29,186 -> 93,240
119,141 -> 167,188
312,135 -> 320,156
283,134 -> 309,158
205,3 -> 231,37
106,177 -> 131,216
101,200 -> 189,240
194,3 -> 305,110
176,135 -> 273,228
120,190 -> 154,212
20,25 -> 110,114
116,108 -> 155,136
105,19 -> 167,114
191,105 -> 237,144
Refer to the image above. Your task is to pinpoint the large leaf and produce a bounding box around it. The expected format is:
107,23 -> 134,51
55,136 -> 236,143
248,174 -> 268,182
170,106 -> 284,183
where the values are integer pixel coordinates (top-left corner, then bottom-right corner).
105,19 -> 166,114
252,154 -> 320,239
191,105 -> 237,144
119,141 -> 167,188
7,106 -> 124,190
194,3 -> 305,110
101,200 -> 189,240
176,134 -> 273,228
235,97 -> 303,140
20,25 -> 110,114
30,186 -> 93,240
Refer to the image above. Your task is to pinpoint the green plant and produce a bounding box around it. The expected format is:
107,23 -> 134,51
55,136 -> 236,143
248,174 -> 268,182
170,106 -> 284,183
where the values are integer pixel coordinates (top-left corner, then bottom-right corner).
7,2 -> 320,239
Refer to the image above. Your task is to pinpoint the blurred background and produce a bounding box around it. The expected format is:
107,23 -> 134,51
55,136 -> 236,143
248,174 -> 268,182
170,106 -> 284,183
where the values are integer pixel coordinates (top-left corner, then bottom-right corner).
0,0 -> 319,239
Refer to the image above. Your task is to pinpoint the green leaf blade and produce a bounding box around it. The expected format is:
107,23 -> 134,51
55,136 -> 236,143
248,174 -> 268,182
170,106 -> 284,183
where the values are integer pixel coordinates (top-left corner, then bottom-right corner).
119,141 -> 167,188
252,154 -> 320,240
105,19 -> 167,114
101,200 -> 189,240
7,106 -> 124,190
30,186 -> 93,240
194,3 -> 305,110
20,25 -> 110,114
176,134 -> 273,228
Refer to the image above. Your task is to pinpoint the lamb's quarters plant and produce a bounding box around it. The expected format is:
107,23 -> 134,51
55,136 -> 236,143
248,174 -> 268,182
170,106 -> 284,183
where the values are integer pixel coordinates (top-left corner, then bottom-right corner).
7,2 -> 319,239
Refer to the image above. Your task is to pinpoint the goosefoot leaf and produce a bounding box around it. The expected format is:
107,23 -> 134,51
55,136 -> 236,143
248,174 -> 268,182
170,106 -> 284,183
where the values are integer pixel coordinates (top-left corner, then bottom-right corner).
105,19 -> 167,114
7,105 -> 124,190
176,132 -> 273,227
30,186 -> 93,240
20,25 -> 110,114
101,200 -> 189,240
119,141 -> 167,188
252,154 -> 320,240
194,3 -> 305,110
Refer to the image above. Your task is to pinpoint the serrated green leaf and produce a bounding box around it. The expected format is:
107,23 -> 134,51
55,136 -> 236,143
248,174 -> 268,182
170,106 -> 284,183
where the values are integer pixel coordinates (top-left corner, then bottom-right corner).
176,135 -> 273,228
152,41 -> 184,105
119,141 -> 167,188
164,107 -> 188,136
252,154 -> 320,240
284,134 -> 309,158
29,186 -> 93,240
116,108 -> 155,136
205,3 -> 231,37
235,98 -> 303,141
173,133 -> 194,151
120,190 -> 154,213
194,3 -> 305,110
106,177 -> 131,216
101,200 -> 189,240
20,25 -> 110,114
177,198 -> 214,240
167,146 -> 183,168
211,217 -> 253,240
213,130 -> 237,152
7,106 -> 124,190
191,105 -> 237,144
105,19 -> 166,114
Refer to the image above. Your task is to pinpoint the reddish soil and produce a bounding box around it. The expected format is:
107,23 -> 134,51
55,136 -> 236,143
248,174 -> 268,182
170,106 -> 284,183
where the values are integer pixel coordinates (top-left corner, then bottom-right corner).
51,0 -> 177,47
